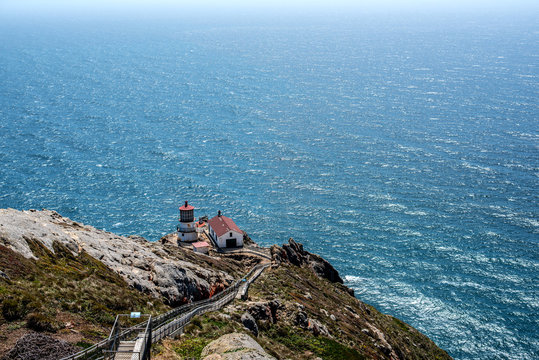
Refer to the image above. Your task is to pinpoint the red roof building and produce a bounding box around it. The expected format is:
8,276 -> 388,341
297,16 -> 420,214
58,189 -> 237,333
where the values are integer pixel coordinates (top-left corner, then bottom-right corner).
192,241 -> 210,248
192,241 -> 210,254
208,211 -> 243,248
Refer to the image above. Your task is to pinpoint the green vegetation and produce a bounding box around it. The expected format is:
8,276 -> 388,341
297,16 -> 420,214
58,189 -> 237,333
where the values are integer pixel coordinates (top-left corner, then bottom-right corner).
2,299 -> 25,321
171,337 -> 208,359
265,325 -> 366,360
75,341 -> 93,349
392,316 -> 410,332
26,312 -> 58,332
0,241 -> 169,343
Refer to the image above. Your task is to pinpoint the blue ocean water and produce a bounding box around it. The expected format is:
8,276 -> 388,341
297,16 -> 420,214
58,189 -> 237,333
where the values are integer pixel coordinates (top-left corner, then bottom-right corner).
0,12 -> 537,359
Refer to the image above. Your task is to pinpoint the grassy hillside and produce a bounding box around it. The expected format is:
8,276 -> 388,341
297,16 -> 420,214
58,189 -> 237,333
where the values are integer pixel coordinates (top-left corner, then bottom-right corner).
0,240 -> 170,355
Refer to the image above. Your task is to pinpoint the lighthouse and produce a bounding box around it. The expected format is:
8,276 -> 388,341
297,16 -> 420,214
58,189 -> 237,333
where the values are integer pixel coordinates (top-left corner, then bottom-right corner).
177,201 -> 197,242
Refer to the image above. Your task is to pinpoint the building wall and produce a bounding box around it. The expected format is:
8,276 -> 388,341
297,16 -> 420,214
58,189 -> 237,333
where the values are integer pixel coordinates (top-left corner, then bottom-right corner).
179,231 -> 198,242
178,221 -> 197,242
179,221 -> 195,232
193,246 -> 209,254
216,230 -> 243,248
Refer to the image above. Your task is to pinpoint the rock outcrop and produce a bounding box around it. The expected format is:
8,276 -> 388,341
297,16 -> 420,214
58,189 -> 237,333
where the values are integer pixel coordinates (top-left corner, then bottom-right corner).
200,332 -> 275,360
271,238 -> 350,290
0,209 -> 233,306
240,312 -> 258,337
246,300 -> 281,324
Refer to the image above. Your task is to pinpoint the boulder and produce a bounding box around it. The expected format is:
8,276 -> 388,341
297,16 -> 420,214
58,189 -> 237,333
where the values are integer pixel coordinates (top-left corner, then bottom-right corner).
307,318 -> 330,337
241,312 -> 259,337
201,332 -> 275,360
295,310 -> 330,337
247,299 -> 282,324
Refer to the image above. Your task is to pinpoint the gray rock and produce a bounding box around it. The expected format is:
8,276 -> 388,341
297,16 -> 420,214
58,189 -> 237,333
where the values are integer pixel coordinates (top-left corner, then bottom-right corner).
307,318 -> 330,337
201,332 -> 275,360
247,302 -> 272,322
0,270 -> 9,281
241,312 -> 259,337
366,323 -> 399,359
0,209 -> 233,306
247,299 -> 282,324
295,311 -> 309,328
295,310 -> 330,337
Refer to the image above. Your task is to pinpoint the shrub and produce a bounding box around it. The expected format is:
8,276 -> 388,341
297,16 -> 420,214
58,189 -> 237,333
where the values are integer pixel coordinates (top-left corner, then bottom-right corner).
26,312 -> 56,332
172,337 -> 208,359
2,298 -> 24,321
191,316 -> 203,328
75,341 -> 93,349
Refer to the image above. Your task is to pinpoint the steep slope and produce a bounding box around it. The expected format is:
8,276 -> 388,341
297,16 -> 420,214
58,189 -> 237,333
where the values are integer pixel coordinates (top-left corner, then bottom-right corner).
153,239 -> 452,360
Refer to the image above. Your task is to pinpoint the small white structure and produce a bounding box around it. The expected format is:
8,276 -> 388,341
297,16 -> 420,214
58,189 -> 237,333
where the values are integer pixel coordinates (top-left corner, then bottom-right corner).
192,241 -> 210,254
177,201 -> 197,242
195,219 -> 207,234
208,211 -> 243,248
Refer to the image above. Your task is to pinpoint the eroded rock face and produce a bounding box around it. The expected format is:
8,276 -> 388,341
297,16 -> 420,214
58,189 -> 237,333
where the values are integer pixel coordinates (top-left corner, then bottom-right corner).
200,332 -> 275,360
247,300 -> 282,324
272,238 -> 345,285
0,209 -> 233,306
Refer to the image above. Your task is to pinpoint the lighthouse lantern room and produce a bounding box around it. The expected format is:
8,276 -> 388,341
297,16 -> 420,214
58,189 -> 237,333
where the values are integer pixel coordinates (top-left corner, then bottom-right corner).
178,201 -> 197,242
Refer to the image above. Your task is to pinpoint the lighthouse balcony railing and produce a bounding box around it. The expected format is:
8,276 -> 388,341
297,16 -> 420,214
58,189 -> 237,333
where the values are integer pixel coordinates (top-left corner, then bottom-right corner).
177,227 -> 196,233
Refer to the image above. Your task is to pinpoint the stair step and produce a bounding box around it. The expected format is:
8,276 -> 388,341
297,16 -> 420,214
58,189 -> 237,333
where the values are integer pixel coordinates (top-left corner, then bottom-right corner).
114,353 -> 135,360
114,340 -> 137,360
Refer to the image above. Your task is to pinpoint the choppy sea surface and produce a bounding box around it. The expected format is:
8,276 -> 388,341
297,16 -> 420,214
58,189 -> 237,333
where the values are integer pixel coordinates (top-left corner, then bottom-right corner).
0,12 -> 537,360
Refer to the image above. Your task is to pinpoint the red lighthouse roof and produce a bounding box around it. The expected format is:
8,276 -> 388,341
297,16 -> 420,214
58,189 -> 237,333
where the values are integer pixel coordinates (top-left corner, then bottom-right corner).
179,201 -> 194,211
208,213 -> 242,237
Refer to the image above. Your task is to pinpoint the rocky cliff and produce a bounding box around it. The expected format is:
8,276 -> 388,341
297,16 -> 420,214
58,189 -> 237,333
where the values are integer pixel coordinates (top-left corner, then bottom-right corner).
0,209 -> 236,306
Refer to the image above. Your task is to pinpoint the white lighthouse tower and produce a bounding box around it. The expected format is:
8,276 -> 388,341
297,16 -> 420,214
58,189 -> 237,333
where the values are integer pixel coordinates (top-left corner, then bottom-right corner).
177,201 -> 197,242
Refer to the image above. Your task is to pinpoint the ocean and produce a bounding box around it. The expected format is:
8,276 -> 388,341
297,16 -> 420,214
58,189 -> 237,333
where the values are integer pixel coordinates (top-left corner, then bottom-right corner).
0,11 -> 537,359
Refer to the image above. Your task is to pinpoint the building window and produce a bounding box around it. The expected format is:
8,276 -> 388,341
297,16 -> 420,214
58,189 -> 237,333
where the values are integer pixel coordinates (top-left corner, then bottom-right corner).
230,232 -> 232,237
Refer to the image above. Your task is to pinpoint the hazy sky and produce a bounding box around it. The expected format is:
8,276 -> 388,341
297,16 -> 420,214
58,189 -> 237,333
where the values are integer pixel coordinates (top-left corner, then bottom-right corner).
2,0 -> 538,16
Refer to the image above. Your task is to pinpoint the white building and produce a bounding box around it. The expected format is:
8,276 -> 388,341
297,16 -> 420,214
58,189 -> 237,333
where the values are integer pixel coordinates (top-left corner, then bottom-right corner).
177,201 -> 198,242
192,241 -> 210,254
208,211 -> 243,248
